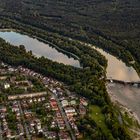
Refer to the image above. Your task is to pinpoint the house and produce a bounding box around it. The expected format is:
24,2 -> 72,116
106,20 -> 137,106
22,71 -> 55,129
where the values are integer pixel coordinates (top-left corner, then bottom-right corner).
38,98 -> 41,102
70,100 -> 76,106
59,132 -> 71,140
33,98 -> 37,102
4,83 -> 10,89
46,131 -> 57,139
80,98 -> 88,106
45,103 -> 51,109
6,129 -> 11,138
29,99 -> 33,103
52,89 -> 57,94
17,124 -> 24,135
61,100 -> 69,107
51,121 -> 56,128
24,110 -> 33,118
50,98 -> 58,110
0,106 -> 7,113
0,76 -> 7,80
41,97 -> 46,101
12,106 -> 19,112
29,126 -> 35,134
8,67 -> 15,72
79,105 -> 86,116
58,123 -> 65,130
64,107 -> 77,117
56,111 -> 61,117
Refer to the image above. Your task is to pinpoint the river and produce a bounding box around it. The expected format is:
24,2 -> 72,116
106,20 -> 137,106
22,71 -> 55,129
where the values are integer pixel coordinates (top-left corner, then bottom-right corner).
90,47 -> 140,122
92,46 -> 140,82
107,83 -> 140,122
91,46 -> 140,122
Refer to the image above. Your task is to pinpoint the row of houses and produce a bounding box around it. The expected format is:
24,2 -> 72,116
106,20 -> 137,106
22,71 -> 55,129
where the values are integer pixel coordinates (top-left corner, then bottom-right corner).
0,62 -> 89,139
0,104 -> 24,139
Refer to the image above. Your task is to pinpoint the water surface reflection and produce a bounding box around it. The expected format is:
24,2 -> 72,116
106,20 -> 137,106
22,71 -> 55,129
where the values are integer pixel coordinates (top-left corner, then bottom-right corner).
93,47 -> 140,82
0,31 -> 81,68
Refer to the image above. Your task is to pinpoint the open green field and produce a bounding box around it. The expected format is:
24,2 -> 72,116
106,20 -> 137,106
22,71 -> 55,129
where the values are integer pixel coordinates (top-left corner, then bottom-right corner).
89,105 -> 112,136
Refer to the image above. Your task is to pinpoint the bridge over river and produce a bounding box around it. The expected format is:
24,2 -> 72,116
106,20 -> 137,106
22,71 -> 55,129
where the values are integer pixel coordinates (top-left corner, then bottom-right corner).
107,78 -> 140,87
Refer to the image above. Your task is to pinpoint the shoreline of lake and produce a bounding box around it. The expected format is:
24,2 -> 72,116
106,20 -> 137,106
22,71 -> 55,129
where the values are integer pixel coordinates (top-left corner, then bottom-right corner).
0,30 -> 81,68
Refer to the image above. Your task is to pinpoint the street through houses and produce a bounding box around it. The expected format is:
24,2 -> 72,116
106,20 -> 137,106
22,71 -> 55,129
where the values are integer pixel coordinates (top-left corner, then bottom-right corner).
53,93 -> 76,140
18,101 -> 31,140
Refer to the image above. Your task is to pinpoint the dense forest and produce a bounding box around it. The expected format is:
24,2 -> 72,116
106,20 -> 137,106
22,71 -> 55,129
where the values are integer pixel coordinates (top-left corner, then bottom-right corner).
0,0 -> 140,73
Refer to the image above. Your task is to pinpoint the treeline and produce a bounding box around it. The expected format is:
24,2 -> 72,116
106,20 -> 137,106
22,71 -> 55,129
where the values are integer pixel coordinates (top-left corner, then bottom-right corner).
0,37 -> 130,139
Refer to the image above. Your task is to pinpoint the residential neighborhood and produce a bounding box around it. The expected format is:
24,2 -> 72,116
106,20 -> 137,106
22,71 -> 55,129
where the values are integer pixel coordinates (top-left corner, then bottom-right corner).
0,62 -> 88,140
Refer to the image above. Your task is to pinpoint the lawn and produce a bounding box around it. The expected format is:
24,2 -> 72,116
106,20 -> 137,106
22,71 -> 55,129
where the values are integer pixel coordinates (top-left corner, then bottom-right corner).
89,105 -> 113,137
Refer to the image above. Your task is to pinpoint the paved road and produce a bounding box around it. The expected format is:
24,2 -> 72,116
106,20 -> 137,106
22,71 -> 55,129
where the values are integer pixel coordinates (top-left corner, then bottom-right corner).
18,101 -> 31,140
53,94 -> 76,140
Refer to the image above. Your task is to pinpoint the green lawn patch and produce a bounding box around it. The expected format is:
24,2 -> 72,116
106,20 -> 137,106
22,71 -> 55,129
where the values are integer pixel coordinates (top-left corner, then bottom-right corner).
89,105 -> 114,138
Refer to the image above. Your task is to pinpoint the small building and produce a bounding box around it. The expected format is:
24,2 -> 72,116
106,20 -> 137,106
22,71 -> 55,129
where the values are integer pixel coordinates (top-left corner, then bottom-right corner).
70,100 -> 76,106
45,132 -> 57,139
4,83 -> 10,89
6,129 -> 11,138
50,98 -> 58,110
0,76 -> 7,80
61,100 -> 69,107
80,98 -> 88,106
64,107 -> 77,117
17,124 -> 24,135
59,132 -> 71,140
0,106 -> 7,113
79,105 -> 86,116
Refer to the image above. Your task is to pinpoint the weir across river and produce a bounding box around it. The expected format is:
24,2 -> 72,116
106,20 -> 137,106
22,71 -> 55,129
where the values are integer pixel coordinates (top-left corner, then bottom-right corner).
107,78 -> 140,87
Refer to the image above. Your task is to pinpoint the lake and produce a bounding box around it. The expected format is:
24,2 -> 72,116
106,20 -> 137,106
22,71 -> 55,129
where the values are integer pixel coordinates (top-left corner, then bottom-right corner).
0,31 -> 81,68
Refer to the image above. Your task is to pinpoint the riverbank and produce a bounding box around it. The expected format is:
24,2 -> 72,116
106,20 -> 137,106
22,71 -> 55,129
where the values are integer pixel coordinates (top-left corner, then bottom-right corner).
107,83 -> 140,139
107,82 -> 140,124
